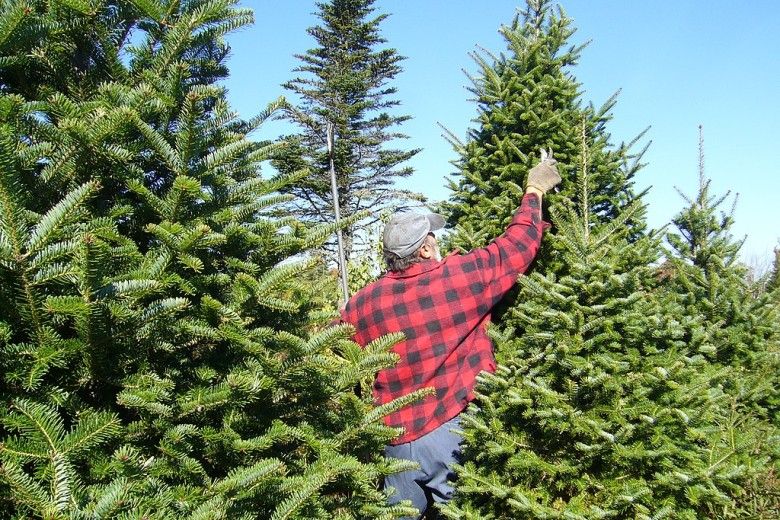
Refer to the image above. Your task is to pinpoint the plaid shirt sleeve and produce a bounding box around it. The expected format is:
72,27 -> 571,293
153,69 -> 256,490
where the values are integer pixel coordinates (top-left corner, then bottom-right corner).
341,193 -> 546,444
446,192 -> 546,309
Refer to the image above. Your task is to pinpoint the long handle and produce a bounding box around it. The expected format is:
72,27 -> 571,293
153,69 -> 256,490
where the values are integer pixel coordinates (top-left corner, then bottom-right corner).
326,121 -> 350,303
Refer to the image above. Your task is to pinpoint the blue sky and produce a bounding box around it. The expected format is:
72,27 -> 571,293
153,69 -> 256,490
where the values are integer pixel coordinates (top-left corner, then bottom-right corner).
224,1 -> 780,266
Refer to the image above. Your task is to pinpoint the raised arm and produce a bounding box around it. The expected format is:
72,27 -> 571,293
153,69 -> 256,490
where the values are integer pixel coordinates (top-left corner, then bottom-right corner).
447,149 -> 561,307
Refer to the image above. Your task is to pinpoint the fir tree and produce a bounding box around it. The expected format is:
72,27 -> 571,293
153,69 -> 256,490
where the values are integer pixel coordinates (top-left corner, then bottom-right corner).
1,1 -> 426,517
663,127 -> 780,420
441,136 -> 766,519
275,0 -> 420,263
660,128 -> 780,518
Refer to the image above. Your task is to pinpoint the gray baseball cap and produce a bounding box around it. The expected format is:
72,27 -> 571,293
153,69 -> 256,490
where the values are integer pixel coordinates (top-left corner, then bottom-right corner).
383,211 -> 445,258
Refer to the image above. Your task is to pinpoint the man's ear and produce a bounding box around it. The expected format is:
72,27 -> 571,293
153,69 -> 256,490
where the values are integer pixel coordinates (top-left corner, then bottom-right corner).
419,243 -> 433,259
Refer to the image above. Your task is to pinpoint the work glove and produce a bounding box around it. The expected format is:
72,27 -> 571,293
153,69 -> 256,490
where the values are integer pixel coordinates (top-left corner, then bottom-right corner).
526,148 -> 561,194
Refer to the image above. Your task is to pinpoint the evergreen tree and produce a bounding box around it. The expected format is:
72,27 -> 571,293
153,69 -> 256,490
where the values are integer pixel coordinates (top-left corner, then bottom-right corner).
441,138 -> 766,519
442,0 -> 649,261
660,128 -> 780,518
275,0 -> 420,263
663,127 -> 780,421
1,1 -> 426,517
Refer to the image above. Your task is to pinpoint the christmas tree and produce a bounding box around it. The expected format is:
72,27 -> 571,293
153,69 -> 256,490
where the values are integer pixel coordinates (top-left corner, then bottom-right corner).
663,127 -> 780,419
660,128 -> 780,518
0,1 -> 425,517
441,131 -> 763,518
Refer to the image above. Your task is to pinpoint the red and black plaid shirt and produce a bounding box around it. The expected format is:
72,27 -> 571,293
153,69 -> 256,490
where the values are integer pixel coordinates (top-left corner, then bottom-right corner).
341,194 -> 546,444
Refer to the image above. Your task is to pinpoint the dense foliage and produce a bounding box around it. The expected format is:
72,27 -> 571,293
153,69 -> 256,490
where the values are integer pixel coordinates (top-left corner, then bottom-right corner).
440,1 -> 648,262
0,1 -> 423,518
0,1 -> 776,519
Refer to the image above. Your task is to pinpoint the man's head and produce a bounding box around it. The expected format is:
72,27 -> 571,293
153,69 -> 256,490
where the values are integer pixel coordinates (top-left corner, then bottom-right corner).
382,211 -> 445,272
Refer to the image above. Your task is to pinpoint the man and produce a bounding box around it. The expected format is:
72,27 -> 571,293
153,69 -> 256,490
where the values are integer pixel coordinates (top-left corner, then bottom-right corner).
339,150 -> 561,518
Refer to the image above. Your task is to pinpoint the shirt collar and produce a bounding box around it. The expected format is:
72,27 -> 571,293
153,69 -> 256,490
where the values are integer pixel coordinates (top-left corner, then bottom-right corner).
386,258 -> 442,279
385,251 -> 463,279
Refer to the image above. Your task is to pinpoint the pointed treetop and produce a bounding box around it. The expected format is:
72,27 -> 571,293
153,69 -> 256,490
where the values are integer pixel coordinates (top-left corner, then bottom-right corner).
669,125 -> 744,269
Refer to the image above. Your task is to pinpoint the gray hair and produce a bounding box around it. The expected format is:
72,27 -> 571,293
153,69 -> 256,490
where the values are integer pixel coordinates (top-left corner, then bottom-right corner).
383,250 -> 423,272
383,234 -> 438,272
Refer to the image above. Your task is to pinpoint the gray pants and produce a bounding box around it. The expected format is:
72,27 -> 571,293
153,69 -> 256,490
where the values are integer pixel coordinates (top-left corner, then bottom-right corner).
384,415 -> 462,520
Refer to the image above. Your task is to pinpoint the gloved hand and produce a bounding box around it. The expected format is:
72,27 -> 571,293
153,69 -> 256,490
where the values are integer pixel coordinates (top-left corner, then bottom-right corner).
526,148 -> 561,194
